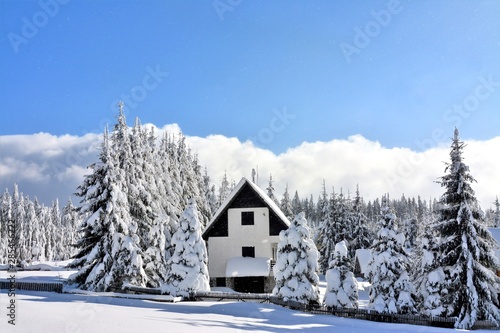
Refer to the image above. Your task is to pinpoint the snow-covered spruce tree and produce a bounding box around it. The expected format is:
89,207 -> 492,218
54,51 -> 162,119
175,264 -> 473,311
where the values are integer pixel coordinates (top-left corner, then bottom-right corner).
266,174 -> 280,206
367,196 -> 416,314
312,180 -> 328,232
50,199 -> 65,261
433,128 -> 500,329
0,189 -> 12,263
292,191 -> 303,217
68,127 -> 147,291
493,197 -> 500,228
164,198 -> 210,297
217,170 -> 231,206
413,210 -> 444,316
12,184 -> 27,263
304,195 -> 316,227
34,198 -> 47,261
331,190 -> 353,252
176,135 -> 211,228
318,187 -> 352,273
316,183 -> 334,273
127,118 -> 168,287
324,241 -> 358,309
61,198 -> 81,260
24,199 -> 38,262
350,185 -> 372,256
280,184 -> 294,221
203,167 -> 218,218
272,212 -> 321,305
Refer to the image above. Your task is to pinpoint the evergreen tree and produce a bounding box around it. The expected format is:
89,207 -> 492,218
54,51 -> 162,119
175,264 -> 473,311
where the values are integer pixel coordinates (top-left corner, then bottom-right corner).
350,185 -> 372,255
367,196 -> 415,314
493,197 -> 500,228
331,190 -> 352,250
61,198 -> 81,260
280,184 -> 294,221
0,190 -> 12,263
34,198 -> 47,261
272,212 -> 320,305
203,167 -> 218,218
164,199 -> 210,297
324,241 -> 358,309
266,174 -> 280,206
291,190 -> 302,217
314,180 -> 329,231
316,183 -> 334,273
12,184 -> 27,264
218,171 -> 231,206
413,209 -> 444,316
433,129 -> 500,329
50,199 -> 64,260
128,119 -> 168,287
69,126 -> 147,291
24,198 -> 37,262
304,195 -> 316,228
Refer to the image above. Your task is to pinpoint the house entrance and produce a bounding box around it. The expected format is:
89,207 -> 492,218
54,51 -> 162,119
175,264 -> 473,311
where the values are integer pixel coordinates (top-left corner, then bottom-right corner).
233,276 -> 265,293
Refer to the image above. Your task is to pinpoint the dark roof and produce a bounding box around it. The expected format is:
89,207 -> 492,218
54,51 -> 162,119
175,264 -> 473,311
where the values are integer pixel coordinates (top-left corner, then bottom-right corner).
202,177 -> 290,239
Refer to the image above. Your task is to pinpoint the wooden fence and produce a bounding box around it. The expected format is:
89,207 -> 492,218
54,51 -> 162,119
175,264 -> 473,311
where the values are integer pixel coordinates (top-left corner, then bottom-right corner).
0,283 -> 496,330
0,280 -> 63,293
192,291 -> 499,330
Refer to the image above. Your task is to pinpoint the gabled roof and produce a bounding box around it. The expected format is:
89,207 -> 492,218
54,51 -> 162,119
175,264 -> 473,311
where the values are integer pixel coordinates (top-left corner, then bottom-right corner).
202,177 -> 290,238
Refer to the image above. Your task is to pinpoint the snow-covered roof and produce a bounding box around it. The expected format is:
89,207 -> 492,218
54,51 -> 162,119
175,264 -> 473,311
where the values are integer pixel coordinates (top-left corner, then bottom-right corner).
203,177 -> 290,237
488,228 -> 500,260
225,257 -> 271,277
355,249 -> 372,275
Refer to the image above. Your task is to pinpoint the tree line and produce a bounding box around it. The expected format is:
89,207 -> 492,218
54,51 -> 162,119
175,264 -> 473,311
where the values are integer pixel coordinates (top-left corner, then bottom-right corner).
272,129 -> 500,330
0,106 -> 499,329
0,186 -> 81,264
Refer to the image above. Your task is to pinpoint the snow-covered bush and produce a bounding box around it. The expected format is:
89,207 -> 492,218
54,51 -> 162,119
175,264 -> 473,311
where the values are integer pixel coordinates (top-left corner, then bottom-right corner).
272,212 -> 320,305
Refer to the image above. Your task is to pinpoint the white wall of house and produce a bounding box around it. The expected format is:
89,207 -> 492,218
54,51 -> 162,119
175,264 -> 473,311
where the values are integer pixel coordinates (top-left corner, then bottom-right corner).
207,207 -> 280,278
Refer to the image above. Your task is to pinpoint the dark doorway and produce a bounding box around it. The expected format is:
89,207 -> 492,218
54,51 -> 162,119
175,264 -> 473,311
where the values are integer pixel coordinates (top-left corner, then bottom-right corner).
234,276 -> 265,293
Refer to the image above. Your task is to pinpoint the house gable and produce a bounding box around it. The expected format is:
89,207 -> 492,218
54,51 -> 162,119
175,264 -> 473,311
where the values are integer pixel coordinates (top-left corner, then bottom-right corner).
203,178 -> 289,240
229,182 -> 267,209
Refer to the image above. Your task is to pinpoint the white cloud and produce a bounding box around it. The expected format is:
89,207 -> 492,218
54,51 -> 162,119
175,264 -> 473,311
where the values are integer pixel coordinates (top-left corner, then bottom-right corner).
0,132 -> 101,204
188,132 -> 500,209
1,127 -> 498,210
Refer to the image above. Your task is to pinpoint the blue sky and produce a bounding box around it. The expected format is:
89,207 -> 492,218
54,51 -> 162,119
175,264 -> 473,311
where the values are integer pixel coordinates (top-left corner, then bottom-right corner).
1,1 -> 500,207
1,0 -> 499,154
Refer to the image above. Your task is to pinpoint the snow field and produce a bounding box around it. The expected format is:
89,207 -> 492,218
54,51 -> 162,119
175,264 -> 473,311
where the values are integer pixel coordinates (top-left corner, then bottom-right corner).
0,290 -> 481,333
0,264 -> 495,332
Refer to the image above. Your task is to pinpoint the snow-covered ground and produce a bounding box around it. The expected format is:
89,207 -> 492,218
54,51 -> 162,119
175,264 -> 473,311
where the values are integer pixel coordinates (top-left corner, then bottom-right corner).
0,261 -> 491,332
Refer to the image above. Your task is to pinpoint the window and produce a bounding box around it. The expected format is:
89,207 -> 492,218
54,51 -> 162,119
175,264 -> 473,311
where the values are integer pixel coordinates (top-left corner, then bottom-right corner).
215,277 -> 226,287
242,246 -> 255,258
241,211 -> 254,225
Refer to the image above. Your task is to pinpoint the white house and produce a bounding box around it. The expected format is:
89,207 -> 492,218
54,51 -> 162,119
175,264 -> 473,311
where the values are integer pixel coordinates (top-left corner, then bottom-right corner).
202,177 -> 290,293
